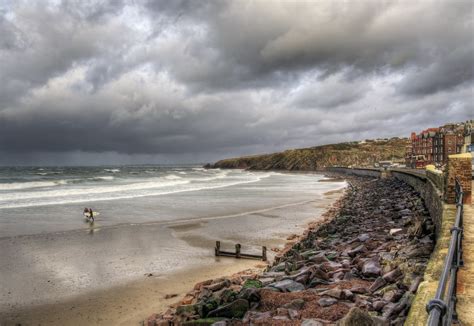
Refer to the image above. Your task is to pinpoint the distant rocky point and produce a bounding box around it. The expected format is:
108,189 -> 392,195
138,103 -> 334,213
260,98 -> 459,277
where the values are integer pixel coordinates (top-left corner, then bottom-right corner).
207,137 -> 408,171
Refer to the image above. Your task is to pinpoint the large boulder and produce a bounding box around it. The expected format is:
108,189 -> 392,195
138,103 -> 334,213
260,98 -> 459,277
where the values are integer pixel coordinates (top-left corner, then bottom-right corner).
320,287 -> 343,299
337,307 -> 376,326
237,287 -> 260,302
207,299 -> 249,318
362,259 -> 381,277
268,279 -> 305,292
318,297 -> 338,307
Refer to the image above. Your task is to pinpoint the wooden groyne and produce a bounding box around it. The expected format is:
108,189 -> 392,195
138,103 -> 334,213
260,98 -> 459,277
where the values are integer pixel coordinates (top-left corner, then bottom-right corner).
214,241 -> 267,261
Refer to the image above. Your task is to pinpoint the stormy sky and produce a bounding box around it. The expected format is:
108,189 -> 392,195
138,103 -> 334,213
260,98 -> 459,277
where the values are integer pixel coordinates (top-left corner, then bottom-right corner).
0,0 -> 473,165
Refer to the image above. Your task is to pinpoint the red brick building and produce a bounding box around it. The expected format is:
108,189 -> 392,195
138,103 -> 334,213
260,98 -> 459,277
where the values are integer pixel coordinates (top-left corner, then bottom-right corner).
406,123 -> 465,168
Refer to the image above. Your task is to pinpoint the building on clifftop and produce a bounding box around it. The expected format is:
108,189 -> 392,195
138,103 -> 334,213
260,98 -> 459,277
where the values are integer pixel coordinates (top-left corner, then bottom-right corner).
406,122 -> 465,169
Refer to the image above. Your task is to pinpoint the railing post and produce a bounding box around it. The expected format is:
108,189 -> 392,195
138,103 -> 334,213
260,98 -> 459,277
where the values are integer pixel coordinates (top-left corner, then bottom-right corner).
262,246 -> 267,261
215,241 -> 220,256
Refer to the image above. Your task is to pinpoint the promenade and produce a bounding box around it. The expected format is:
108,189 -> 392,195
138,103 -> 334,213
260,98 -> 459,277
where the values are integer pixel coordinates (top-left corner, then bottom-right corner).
456,180 -> 474,326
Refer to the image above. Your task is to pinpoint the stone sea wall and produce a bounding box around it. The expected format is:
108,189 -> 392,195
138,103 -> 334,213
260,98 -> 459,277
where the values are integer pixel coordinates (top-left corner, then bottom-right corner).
326,167 -> 382,179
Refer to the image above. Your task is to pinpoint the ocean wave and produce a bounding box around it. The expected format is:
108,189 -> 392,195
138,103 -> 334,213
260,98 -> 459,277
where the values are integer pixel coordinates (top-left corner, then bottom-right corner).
93,176 -> 115,181
0,180 -> 68,191
104,169 -> 120,173
0,178 -> 191,202
164,174 -> 182,180
33,171 -> 63,176
178,172 -> 187,175
191,170 -> 229,182
0,173 -> 271,209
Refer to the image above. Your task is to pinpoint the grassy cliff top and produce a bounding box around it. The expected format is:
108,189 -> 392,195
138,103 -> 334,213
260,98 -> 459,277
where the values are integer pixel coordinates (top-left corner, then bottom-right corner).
211,137 -> 408,171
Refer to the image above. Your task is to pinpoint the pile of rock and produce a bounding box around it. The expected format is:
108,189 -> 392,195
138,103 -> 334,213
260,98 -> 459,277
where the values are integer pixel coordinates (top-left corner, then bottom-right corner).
146,176 -> 434,325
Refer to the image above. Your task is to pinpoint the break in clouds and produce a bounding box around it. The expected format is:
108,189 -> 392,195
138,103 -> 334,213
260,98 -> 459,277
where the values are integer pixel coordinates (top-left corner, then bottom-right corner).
0,0 -> 473,165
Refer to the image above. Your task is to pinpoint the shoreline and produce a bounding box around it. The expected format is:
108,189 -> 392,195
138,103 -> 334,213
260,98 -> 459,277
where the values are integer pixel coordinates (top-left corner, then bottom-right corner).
0,187 -> 345,242
0,178 -> 345,325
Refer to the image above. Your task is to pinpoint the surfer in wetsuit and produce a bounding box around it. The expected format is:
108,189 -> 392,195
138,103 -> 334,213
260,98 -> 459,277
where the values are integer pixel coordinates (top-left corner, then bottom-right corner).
83,208 -> 94,222
89,208 -> 94,222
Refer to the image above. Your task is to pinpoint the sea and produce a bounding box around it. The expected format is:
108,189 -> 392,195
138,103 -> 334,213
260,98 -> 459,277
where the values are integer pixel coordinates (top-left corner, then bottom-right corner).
0,165 -> 345,238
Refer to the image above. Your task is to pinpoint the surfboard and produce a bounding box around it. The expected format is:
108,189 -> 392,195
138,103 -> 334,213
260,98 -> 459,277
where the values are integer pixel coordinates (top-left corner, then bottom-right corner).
83,212 -> 100,218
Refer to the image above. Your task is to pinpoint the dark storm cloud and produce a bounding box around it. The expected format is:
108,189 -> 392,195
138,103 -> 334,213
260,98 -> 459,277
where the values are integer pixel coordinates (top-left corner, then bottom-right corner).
398,45 -> 474,96
144,0 -> 474,92
0,0 -> 472,165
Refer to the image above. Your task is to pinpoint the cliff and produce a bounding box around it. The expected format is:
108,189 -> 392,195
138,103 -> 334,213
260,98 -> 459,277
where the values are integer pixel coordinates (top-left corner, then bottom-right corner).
210,137 -> 408,170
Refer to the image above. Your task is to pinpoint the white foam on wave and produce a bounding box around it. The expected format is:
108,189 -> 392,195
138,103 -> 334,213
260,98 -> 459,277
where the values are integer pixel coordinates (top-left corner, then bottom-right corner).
104,169 -> 120,173
0,171 -> 275,209
0,178 -> 191,202
164,174 -> 182,180
0,180 -> 68,191
191,170 -> 229,182
93,176 -> 115,181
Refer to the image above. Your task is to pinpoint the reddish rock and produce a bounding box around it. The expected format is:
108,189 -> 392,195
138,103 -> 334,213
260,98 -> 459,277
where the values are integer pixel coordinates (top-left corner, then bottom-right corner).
369,277 -> 387,292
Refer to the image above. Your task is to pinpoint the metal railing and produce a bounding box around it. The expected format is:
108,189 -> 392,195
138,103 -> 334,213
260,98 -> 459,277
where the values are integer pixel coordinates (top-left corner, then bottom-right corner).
426,178 -> 464,325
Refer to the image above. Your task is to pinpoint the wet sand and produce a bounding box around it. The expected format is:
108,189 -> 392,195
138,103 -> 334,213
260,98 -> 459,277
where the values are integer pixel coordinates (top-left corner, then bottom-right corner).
1,260 -> 263,326
0,187 -> 345,326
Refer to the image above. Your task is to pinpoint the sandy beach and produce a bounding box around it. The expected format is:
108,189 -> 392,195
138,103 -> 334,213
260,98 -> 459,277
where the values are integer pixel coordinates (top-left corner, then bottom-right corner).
1,260 -> 263,326
0,173 -> 345,326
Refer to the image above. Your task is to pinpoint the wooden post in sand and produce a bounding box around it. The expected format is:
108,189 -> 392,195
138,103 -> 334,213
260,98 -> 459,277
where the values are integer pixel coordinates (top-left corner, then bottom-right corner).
235,243 -> 241,258
215,241 -> 221,256
262,246 -> 267,261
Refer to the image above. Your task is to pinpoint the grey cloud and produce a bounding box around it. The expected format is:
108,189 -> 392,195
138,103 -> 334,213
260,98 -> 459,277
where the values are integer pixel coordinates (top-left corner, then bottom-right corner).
0,0 -> 473,165
145,1 -> 474,94
291,71 -> 372,109
398,45 -> 474,96
0,2 -> 134,106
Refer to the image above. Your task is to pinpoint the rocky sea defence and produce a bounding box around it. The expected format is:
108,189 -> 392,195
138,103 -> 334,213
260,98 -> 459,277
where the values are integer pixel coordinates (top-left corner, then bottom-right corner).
146,175 -> 435,325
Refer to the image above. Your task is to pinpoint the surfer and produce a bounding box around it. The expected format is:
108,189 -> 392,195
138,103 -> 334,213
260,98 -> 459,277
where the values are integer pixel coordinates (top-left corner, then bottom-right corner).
83,208 -> 94,222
